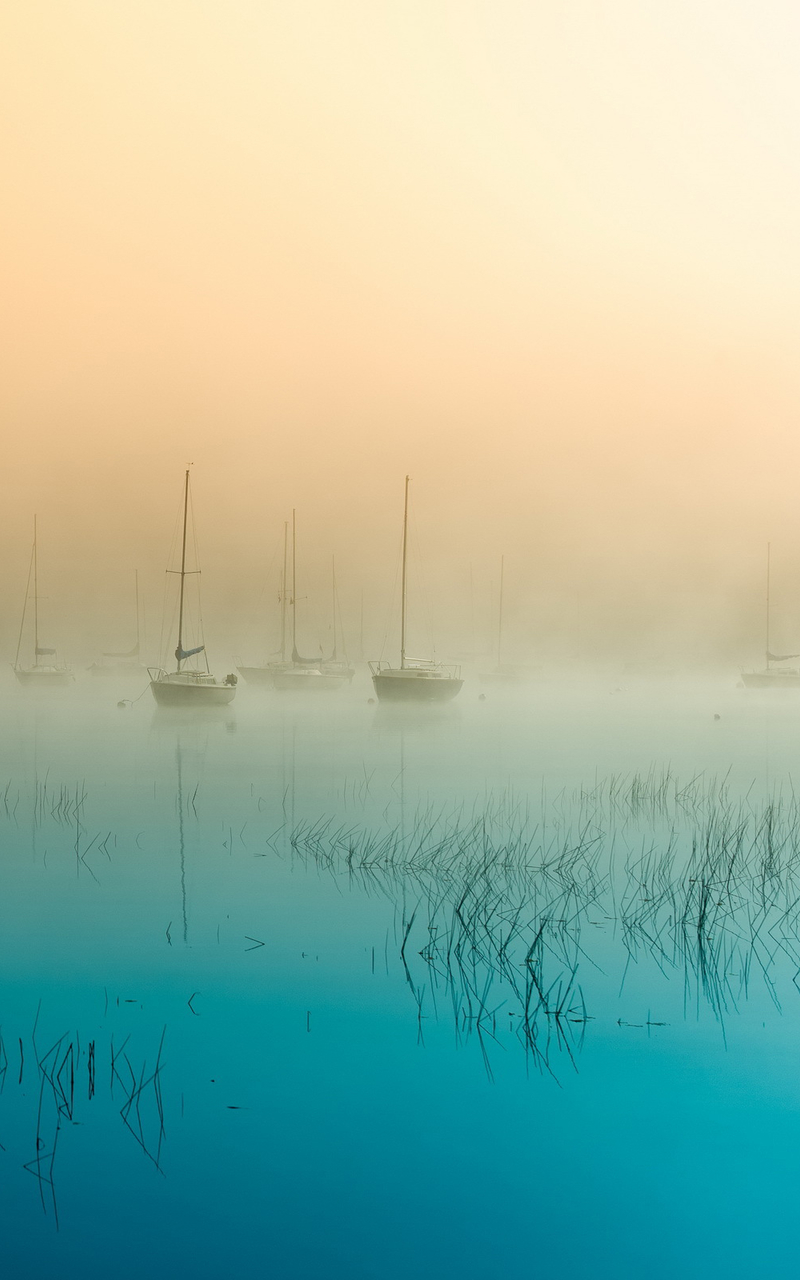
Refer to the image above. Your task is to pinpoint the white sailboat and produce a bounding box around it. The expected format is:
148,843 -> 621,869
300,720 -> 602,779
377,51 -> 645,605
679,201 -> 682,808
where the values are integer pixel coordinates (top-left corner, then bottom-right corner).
14,517 -> 73,687
370,476 -> 463,703
149,469 -> 237,707
271,512 -> 354,691
742,543 -> 800,688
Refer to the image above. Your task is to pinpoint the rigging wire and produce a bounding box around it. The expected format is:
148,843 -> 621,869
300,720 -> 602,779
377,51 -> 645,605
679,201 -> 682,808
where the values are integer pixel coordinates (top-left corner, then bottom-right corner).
14,539 -> 35,668
409,509 -> 436,662
159,477 -> 185,666
257,525 -> 284,658
186,480 -> 210,671
378,526 -> 405,663
158,569 -> 171,668
334,571 -> 350,665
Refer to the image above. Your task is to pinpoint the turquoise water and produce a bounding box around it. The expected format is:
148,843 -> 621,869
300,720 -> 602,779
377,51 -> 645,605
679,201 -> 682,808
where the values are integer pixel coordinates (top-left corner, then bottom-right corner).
3,670 -> 800,1278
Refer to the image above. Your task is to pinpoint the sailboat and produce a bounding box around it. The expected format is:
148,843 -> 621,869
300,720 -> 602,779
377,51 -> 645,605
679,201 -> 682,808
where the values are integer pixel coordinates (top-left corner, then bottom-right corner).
148,469 -> 238,707
89,571 -> 145,676
271,512 -> 355,691
237,521 -> 292,686
742,543 -> 800,688
370,476 -> 463,702
13,517 -> 73,686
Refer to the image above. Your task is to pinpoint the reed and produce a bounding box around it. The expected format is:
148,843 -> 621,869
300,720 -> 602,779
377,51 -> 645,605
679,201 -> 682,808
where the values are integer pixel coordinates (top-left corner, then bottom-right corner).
283,771 -> 800,1077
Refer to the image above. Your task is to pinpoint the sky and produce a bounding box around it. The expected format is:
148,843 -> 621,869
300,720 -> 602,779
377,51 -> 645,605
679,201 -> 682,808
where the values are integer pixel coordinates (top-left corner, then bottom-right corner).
3,1 -> 800,667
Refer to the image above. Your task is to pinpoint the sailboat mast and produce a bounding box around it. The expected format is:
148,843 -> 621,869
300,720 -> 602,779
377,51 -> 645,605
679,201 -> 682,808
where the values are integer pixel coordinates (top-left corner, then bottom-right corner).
281,520 -> 289,662
331,556 -> 337,660
291,509 -> 297,656
176,469 -> 190,671
14,539 -> 35,671
135,569 -> 140,655
497,555 -> 505,668
766,541 -> 771,670
33,516 -> 39,666
400,475 -> 409,669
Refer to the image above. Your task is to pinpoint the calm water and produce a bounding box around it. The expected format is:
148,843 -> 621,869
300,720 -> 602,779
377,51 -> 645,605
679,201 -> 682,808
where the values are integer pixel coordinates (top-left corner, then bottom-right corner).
2,667 -> 800,1278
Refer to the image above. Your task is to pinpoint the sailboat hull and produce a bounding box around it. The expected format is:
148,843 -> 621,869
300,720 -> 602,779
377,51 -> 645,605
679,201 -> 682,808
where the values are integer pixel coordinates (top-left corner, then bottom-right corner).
372,670 -> 463,702
272,667 -> 353,692
479,664 -> 531,685
741,669 -> 800,689
89,663 -> 146,678
14,666 -> 74,687
236,665 -> 278,687
150,674 -> 236,707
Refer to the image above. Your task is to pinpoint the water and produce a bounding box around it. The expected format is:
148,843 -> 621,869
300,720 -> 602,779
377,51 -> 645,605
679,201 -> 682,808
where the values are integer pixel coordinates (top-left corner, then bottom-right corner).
3,668 -> 800,1278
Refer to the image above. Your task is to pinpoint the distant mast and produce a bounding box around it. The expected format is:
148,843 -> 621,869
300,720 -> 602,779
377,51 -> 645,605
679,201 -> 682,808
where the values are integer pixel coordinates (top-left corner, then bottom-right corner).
281,520 -> 289,663
176,469 -> 190,673
766,541 -> 771,671
400,475 -> 410,670
14,531 -> 35,671
359,589 -> 365,661
497,555 -> 505,670
331,555 -> 338,660
291,509 -> 297,656
33,515 -> 39,667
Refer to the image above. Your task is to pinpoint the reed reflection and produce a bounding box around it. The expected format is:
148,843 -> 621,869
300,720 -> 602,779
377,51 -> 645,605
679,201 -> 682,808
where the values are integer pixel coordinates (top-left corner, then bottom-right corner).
1,1012 -> 167,1228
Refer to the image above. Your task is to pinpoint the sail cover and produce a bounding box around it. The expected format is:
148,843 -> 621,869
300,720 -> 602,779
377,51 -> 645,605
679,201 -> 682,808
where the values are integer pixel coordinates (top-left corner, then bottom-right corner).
176,643 -> 205,661
103,642 -> 140,659
36,646 -> 56,655
768,650 -> 800,662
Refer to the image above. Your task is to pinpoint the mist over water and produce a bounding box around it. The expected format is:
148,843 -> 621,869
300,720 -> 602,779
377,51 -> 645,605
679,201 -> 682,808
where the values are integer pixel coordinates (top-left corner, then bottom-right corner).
5,4 -> 800,670
3,668 -> 800,1278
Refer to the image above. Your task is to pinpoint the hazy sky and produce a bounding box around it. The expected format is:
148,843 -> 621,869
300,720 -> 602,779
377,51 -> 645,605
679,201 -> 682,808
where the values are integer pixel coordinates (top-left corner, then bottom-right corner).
3,1 -> 800,664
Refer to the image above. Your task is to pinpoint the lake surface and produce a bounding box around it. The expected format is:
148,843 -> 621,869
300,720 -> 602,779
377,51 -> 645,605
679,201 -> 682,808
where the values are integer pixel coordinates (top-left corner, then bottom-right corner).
2,667 -> 800,1278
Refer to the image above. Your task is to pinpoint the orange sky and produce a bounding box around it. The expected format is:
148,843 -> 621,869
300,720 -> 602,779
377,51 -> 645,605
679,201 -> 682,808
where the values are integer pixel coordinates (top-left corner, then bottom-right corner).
3,1 -> 800,665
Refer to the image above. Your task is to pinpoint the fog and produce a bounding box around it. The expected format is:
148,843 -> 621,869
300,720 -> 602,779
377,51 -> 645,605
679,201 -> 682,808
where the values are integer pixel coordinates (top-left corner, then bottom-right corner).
3,1 -> 800,671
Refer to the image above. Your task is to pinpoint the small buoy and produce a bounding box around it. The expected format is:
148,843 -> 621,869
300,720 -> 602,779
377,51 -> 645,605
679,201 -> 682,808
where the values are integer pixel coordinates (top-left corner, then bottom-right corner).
117,700 -> 127,710
714,713 -> 721,721
478,693 -> 486,701
367,697 -> 375,705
